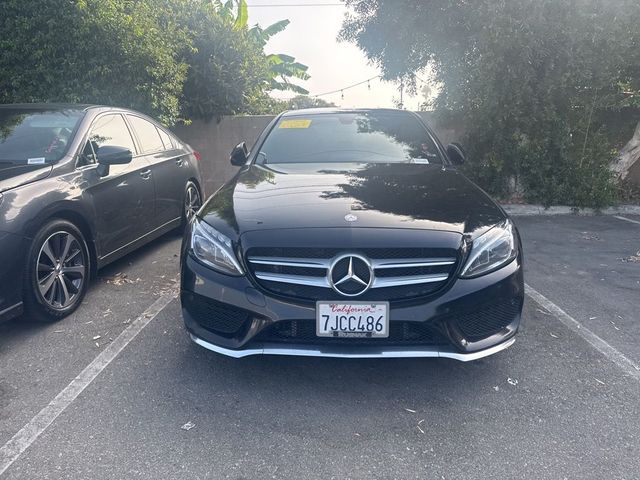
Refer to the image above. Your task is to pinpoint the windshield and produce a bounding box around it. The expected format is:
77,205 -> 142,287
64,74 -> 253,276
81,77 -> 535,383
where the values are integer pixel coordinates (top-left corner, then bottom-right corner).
0,108 -> 84,165
258,112 -> 444,165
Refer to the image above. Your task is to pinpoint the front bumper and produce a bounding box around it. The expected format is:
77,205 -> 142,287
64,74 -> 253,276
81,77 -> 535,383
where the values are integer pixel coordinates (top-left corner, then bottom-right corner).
189,332 -> 516,360
181,251 -> 524,360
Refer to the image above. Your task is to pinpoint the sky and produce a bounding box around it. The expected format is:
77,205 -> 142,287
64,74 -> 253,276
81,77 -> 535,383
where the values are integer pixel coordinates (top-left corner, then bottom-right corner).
247,0 -> 428,110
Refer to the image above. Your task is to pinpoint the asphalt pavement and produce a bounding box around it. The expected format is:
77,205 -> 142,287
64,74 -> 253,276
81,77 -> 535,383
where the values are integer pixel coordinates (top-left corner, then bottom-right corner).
1,216 -> 639,479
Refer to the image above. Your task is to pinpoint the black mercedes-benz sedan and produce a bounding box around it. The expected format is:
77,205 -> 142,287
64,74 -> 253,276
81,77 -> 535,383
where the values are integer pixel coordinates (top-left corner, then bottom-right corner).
0,104 -> 202,323
181,108 -> 523,360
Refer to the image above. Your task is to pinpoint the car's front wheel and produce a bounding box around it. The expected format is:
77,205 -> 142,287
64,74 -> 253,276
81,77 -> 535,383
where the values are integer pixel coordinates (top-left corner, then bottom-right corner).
24,220 -> 90,322
183,181 -> 202,226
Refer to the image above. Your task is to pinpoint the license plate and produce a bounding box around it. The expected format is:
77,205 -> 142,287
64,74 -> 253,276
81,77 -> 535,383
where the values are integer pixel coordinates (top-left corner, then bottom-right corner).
316,302 -> 389,338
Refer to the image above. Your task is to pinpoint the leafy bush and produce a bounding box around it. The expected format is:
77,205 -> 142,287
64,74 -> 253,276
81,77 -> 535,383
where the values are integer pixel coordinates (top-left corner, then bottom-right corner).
0,0 -> 187,124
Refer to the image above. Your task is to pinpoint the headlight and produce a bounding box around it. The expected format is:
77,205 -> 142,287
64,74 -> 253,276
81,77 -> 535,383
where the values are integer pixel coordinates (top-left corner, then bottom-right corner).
460,219 -> 517,278
190,218 -> 244,276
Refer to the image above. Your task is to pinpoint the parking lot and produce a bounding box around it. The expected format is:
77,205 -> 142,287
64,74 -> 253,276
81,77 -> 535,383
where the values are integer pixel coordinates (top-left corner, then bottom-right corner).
1,214 -> 639,479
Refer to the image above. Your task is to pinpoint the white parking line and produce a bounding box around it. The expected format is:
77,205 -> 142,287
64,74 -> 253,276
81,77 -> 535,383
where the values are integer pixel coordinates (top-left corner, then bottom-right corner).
525,284 -> 640,381
0,294 -> 176,477
613,215 -> 640,225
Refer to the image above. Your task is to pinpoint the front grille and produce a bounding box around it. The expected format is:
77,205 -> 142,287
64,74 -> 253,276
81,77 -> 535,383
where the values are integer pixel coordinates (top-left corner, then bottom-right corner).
455,299 -> 522,341
183,292 -> 251,337
246,247 -> 459,302
254,320 -> 448,346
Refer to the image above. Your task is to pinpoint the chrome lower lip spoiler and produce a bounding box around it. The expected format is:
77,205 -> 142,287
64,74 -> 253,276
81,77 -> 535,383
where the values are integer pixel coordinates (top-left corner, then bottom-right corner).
189,334 -> 515,361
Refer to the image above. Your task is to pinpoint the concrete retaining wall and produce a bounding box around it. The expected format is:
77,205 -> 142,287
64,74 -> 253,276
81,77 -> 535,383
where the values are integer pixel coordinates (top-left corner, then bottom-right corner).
171,112 -> 464,196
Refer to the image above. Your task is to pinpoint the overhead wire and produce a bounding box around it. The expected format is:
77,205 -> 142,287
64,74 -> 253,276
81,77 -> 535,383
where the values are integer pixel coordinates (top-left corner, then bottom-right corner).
311,75 -> 382,98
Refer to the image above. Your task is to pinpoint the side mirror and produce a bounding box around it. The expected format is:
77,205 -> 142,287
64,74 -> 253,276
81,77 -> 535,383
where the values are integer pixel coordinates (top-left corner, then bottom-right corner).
230,142 -> 249,166
446,143 -> 466,166
96,145 -> 133,177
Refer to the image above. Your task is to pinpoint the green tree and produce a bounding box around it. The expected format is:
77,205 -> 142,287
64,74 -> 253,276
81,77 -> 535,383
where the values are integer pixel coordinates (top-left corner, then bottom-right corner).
264,54 -> 310,95
0,0 -> 187,124
176,0 -> 270,121
341,0 -> 640,207
179,1 -> 310,119
285,95 -> 335,110
0,0 -> 310,124
247,18 -> 310,95
217,1 -> 310,95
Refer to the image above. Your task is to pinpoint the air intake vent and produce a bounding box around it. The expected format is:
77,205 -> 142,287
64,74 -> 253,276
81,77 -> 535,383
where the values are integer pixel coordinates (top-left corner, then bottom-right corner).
183,292 -> 251,337
455,299 -> 522,341
255,320 -> 448,346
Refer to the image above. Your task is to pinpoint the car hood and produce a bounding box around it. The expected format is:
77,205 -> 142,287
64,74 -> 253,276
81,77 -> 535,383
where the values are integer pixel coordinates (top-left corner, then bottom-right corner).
0,163 -> 53,193
200,163 -> 506,238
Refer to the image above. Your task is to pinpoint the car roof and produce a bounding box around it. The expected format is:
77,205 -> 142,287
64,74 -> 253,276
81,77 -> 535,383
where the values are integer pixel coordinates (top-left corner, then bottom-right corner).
280,107 -> 414,117
0,103 -> 146,116
0,103 -> 100,112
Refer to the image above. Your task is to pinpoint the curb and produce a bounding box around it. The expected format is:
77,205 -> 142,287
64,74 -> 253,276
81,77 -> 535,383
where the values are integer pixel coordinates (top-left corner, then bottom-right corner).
501,204 -> 640,216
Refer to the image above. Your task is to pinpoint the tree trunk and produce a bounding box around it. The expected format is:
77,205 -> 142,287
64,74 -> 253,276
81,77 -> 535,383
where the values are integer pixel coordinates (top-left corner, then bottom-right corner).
613,121 -> 640,180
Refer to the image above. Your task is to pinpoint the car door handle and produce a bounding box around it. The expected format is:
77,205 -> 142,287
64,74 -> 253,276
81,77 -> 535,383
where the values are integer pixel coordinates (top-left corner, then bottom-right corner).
140,169 -> 152,180
175,158 -> 185,167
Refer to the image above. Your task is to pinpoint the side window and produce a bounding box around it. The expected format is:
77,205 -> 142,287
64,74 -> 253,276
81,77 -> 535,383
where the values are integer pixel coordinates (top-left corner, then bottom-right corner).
156,127 -> 174,150
127,115 -> 164,154
80,114 -> 136,166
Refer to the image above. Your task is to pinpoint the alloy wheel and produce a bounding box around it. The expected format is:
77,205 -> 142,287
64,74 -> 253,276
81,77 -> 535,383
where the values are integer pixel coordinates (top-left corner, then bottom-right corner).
185,184 -> 202,222
36,231 -> 86,309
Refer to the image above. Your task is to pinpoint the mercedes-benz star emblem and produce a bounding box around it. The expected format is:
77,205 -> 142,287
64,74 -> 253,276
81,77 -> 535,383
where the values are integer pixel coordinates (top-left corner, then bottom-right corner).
344,214 -> 358,222
329,254 -> 374,297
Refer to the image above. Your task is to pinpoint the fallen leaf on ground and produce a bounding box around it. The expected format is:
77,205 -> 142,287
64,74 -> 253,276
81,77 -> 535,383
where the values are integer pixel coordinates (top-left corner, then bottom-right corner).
619,251 -> 640,263
507,378 -> 518,386
181,421 -> 196,431
103,272 -> 137,286
92,335 -> 101,340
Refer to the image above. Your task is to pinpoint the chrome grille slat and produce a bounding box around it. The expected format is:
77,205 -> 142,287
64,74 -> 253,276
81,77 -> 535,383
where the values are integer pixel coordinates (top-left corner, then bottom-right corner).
255,272 -> 330,288
371,258 -> 456,269
248,257 -> 330,269
372,274 -> 450,288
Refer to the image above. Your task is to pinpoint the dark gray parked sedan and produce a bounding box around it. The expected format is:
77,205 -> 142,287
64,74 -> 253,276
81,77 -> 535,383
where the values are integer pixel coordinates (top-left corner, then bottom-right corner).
0,104 -> 202,323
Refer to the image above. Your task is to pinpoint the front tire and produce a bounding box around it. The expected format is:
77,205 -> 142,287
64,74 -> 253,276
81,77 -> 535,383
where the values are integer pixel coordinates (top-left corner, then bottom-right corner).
183,181 -> 202,227
23,220 -> 90,323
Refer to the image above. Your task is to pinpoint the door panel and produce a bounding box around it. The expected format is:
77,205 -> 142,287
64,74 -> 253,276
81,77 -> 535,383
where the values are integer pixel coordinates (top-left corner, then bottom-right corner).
79,114 -> 155,258
126,115 -> 186,225
148,150 -> 187,223
87,158 -> 155,257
